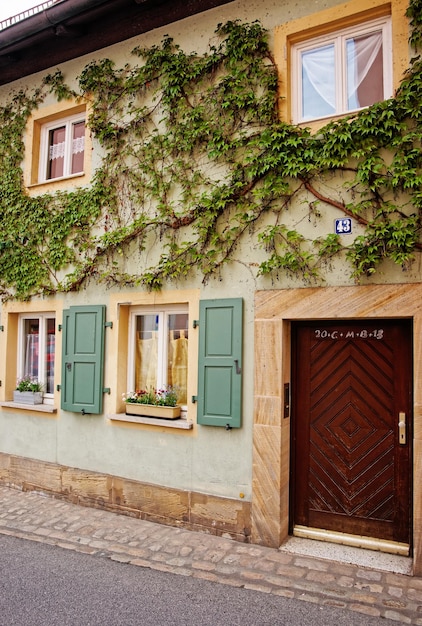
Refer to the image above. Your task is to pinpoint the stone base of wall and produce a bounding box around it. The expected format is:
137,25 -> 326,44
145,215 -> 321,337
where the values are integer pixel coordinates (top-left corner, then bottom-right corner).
0,452 -> 251,542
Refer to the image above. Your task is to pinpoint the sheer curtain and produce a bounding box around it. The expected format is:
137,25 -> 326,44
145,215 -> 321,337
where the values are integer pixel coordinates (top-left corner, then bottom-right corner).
24,333 -> 39,379
46,331 -> 55,394
301,30 -> 383,119
168,330 -> 188,404
134,311 -> 188,404
347,31 -> 383,109
302,43 -> 336,118
135,331 -> 158,391
135,328 -> 188,404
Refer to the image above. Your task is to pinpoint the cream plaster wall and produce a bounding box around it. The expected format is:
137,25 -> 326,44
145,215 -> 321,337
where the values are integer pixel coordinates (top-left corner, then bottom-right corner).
0,0 -> 420,566
0,281 -> 257,501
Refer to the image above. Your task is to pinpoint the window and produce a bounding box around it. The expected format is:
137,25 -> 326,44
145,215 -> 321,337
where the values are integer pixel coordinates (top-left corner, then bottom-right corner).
17,313 -> 56,400
292,17 -> 392,122
128,306 -> 189,405
110,294 -> 243,427
25,100 -> 92,189
38,112 -> 86,182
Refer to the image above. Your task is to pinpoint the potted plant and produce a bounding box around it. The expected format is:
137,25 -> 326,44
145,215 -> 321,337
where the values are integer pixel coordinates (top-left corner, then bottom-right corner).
13,376 -> 44,405
123,387 -> 181,419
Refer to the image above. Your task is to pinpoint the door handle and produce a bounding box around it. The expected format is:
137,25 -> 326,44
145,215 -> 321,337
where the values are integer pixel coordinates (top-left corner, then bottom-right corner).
398,412 -> 406,445
66,362 -> 72,372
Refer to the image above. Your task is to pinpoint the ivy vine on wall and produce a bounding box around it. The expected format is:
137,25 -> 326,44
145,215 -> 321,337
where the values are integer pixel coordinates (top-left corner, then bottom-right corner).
0,3 -> 421,300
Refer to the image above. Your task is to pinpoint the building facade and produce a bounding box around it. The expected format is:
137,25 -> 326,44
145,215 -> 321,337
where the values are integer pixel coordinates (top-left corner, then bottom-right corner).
0,0 -> 421,575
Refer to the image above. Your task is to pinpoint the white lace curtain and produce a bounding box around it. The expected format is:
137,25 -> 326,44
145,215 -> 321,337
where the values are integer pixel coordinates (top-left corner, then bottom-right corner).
49,125 -> 85,161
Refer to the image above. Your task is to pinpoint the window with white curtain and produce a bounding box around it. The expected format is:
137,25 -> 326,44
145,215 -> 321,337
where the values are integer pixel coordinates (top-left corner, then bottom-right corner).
38,112 -> 85,182
128,305 -> 189,406
292,17 -> 392,122
17,313 -> 56,400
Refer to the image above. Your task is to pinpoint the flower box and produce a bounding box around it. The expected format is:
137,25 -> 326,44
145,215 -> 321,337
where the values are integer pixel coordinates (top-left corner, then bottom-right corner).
13,391 -> 43,405
125,403 -> 181,419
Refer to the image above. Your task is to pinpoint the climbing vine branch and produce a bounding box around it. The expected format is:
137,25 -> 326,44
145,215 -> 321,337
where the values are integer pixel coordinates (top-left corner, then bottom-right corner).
0,7 -> 421,299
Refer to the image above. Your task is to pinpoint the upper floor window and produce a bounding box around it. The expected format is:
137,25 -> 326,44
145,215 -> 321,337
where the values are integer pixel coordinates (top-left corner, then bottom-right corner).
38,113 -> 85,182
128,306 -> 189,405
292,17 -> 392,123
18,313 -> 56,400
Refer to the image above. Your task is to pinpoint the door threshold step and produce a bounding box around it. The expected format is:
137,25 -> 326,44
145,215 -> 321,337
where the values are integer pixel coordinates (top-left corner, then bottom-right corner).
293,525 -> 409,555
280,529 -> 412,575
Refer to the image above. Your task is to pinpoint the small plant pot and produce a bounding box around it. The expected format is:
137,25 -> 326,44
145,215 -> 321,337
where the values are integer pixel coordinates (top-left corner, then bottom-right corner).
125,403 -> 181,419
13,391 -> 43,405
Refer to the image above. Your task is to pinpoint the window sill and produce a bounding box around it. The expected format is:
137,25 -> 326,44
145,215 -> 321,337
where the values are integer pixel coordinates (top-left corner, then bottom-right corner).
108,413 -> 194,429
28,172 -> 85,188
0,401 -> 58,414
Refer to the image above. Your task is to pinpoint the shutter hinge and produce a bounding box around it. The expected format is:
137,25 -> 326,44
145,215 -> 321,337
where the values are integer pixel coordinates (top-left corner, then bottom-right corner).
58,324 -> 62,331
192,395 -> 197,403
103,387 -> 111,394
0,326 -> 4,331
193,320 -> 199,328
105,321 -> 113,329
57,384 -> 61,391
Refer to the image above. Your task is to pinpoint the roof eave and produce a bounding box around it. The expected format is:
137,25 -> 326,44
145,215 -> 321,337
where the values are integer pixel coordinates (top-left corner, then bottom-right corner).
0,0 -> 234,86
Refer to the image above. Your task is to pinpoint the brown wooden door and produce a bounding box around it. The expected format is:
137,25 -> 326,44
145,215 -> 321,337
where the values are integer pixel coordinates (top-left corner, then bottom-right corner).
292,320 -> 412,545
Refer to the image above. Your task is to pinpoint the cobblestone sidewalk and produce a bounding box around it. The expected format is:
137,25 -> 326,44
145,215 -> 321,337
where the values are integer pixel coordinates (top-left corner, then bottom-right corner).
0,485 -> 421,624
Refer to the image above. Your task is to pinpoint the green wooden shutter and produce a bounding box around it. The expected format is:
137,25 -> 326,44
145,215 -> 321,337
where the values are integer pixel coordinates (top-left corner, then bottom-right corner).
61,305 -> 106,414
197,298 -> 243,428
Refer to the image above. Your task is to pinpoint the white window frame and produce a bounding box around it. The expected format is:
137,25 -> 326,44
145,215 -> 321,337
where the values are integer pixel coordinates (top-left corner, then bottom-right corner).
17,312 -> 56,403
292,16 -> 392,123
127,304 -> 189,407
38,112 -> 86,183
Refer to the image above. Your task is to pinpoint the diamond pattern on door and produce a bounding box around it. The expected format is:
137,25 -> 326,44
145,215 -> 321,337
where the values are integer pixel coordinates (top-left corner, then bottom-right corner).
293,320 -> 411,544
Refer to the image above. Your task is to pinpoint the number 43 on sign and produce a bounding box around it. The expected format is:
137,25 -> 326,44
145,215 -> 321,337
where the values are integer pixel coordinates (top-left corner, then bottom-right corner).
334,218 -> 352,234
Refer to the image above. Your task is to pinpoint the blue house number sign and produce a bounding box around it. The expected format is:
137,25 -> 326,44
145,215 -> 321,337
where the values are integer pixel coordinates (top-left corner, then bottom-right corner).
335,218 -> 352,234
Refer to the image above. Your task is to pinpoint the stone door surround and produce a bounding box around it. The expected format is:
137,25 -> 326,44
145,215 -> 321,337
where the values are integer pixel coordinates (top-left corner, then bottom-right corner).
252,283 -> 422,576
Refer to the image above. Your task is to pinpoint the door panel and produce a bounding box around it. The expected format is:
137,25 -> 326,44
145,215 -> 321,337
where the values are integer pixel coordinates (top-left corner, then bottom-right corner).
292,320 -> 412,545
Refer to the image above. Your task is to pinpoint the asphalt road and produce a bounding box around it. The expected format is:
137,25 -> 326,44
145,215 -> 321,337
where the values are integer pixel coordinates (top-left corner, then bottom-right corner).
0,534 -> 388,626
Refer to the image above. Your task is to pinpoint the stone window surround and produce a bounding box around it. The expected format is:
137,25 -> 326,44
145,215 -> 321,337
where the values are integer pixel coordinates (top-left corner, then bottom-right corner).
274,0 -> 409,131
24,99 -> 92,193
